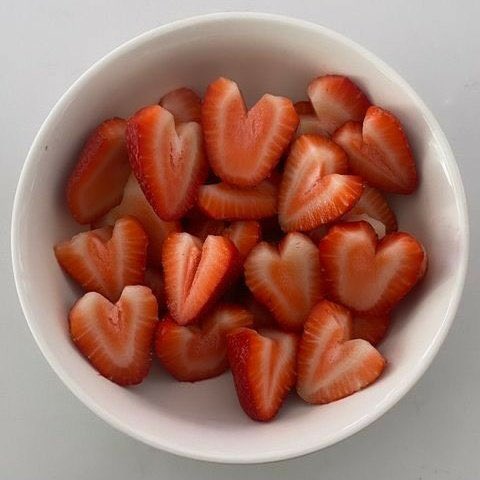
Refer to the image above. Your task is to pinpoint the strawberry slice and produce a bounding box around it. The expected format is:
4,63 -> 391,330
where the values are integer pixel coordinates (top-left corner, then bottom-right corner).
318,221 -> 427,314
342,185 -> 397,233
332,107 -> 417,194
159,87 -> 202,123
202,77 -> 298,187
197,180 -> 277,220
94,175 -> 180,266
224,221 -> 261,259
126,105 -> 208,220
278,134 -> 364,232
155,304 -> 253,382
297,300 -> 385,404
244,233 -> 323,331
162,233 -> 239,325
227,327 -> 298,421
352,313 -> 390,346
144,267 -> 166,311
69,285 -> 158,385
307,75 -> 370,135
55,216 -> 148,302
67,118 -> 131,224
294,100 -> 328,137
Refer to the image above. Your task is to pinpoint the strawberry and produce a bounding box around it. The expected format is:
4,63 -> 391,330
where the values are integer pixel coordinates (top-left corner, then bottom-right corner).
342,185 -> 397,233
155,304 -> 253,382
159,87 -> 202,123
352,313 -> 390,346
332,107 -> 417,194
224,221 -> 261,259
278,134 -> 364,232
227,327 -> 298,421
318,221 -> 427,314
94,174 -> 180,266
307,75 -> 370,135
55,216 -> 148,302
126,105 -> 208,221
69,285 -> 158,385
197,180 -> 277,220
67,118 -> 131,224
144,267 -> 166,311
162,233 -> 239,325
296,300 -> 385,404
294,100 -> 328,137
202,77 -> 299,187
244,233 -> 323,331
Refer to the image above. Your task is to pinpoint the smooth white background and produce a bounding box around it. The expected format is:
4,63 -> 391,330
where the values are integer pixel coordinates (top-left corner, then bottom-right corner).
1,1 -> 478,478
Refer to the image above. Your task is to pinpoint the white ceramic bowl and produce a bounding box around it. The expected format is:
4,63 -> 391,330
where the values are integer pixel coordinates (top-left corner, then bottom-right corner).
12,12 -> 468,464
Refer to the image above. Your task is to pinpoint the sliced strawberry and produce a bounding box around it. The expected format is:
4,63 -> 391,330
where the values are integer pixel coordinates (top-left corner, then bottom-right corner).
297,300 -> 385,404
69,285 -> 158,385
94,174 -> 180,266
127,105 -> 208,220
67,118 -> 131,224
55,216 -> 148,302
183,213 -> 226,241
159,87 -> 202,123
162,233 -> 239,325
244,233 -> 323,331
227,327 -> 298,421
342,185 -> 397,233
155,304 -> 253,382
319,221 -> 427,314
224,221 -> 261,259
332,107 -> 417,194
278,134 -> 364,231
144,267 -> 166,311
197,180 -> 277,220
352,313 -> 390,346
202,77 -> 298,187
307,75 -> 370,135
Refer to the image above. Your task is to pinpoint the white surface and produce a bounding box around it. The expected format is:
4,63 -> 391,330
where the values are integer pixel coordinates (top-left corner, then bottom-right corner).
11,12 -> 468,464
1,0 -> 478,477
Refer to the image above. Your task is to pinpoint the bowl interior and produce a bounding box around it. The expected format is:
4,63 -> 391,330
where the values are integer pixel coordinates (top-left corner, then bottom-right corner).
12,14 -> 467,463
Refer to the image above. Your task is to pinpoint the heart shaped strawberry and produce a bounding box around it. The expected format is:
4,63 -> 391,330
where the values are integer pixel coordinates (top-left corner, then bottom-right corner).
202,77 -> 299,187
227,327 -> 298,421
332,106 -> 418,194
162,232 -> 239,325
278,135 -> 364,232
244,233 -> 323,331
155,304 -> 253,382
127,105 -> 208,221
319,221 -> 427,314
69,285 -> 158,385
54,216 -> 148,302
297,300 -> 385,404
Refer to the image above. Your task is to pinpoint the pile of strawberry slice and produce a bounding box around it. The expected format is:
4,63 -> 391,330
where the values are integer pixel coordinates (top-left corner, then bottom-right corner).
54,74 -> 427,422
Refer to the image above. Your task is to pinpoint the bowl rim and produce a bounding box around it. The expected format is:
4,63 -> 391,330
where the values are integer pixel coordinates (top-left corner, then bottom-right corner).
11,11 -> 469,464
